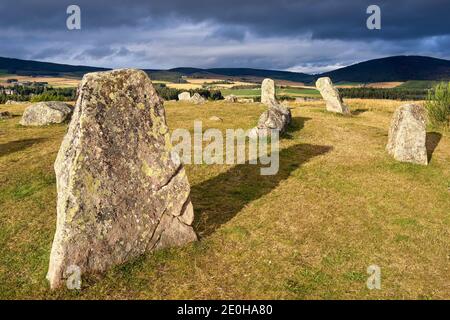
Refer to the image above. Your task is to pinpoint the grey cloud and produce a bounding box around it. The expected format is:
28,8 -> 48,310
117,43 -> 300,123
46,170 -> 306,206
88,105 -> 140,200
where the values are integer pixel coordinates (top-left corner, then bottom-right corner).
0,0 -> 449,71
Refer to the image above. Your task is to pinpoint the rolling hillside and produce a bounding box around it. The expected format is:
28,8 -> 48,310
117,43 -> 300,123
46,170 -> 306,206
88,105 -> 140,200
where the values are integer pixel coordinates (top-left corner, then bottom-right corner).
321,56 -> 450,83
1,55 -> 450,84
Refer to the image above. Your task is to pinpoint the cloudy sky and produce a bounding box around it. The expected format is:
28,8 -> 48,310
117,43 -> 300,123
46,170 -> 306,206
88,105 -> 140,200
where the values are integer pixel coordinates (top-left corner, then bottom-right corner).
0,0 -> 449,73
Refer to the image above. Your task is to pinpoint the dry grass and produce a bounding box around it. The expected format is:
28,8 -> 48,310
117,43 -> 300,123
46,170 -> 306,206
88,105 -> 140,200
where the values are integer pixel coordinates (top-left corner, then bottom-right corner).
0,75 -> 80,88
335,82 -> 404,89
0,98 -> 449,299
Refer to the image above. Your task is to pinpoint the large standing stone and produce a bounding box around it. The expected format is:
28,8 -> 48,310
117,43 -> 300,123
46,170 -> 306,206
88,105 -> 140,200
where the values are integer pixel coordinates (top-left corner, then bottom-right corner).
47,69 -> 197,289
178,92 -> 191,101
255,103 -> 291,136
315,77 -> 350,115
386,103 -> 428,165
20,101 -> 72,126
250,78 -> 291,137
261,78 -> 276,105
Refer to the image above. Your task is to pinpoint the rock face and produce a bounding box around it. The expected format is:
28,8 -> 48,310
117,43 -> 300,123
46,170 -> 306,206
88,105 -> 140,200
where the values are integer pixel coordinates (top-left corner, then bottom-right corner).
224,95 -> 238,103
178,92 -> 191,101
315,77 -> 350,114
47,69 -> 197,289
190,93 -> 206,104
386,103 -> 428,165
261,78 -> 276,105
255,103 -> 292,136
250,79 -> 291,137
20,102 -> 72,126
0,111 -> 12,120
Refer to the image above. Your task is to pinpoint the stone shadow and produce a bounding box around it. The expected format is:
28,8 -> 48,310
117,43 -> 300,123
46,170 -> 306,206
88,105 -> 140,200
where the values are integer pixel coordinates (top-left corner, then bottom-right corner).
426,132 -> 442,162
285,116 -> 312,139
0,138 -> 47,157
191,143 -> 332,238
351,109 -> 369,116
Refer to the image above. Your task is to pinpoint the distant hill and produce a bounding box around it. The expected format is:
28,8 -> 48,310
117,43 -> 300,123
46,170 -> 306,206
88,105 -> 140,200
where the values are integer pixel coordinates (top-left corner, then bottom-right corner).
168,67 -> 313,83
0,57 -> 107,77
320,56 -> 450,83
1,55 -> 450,84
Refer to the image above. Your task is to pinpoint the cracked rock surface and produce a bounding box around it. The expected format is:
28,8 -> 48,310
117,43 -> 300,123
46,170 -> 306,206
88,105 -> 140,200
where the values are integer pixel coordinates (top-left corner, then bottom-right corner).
386,103 -> 428,165
315,77 -> 350,115
47,69 -> 197,289
250,78 -> 291,137
20,101 -> 72,126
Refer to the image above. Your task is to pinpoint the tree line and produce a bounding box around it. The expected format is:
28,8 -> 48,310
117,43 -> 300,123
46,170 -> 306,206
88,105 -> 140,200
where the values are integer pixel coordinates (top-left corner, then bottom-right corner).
339,87 -> 428,100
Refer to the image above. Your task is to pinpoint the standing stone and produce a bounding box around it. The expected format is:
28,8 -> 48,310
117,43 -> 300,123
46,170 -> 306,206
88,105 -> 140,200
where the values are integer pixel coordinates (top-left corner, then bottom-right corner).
315,77 -> 350,115
178,92 -> 191,101
20,101 -> 72,126
250,78 -> 291,137
261,78 -> 276,105
190,93 -> 206,104
386,103 -> 428,165
256,104 -> 291,136
47,69 -> 197,289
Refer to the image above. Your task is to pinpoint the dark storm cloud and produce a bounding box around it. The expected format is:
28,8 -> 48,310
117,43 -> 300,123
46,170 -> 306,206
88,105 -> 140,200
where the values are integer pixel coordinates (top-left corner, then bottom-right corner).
1,0 -> 449,39
0,0 -> 449,70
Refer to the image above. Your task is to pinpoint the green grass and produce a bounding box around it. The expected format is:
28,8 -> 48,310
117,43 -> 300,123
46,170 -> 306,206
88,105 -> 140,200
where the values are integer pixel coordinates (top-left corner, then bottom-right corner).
221,88 -> 261,97
398,80 -> 440,90
0,99 -> 449,299
221,87 -> 320,98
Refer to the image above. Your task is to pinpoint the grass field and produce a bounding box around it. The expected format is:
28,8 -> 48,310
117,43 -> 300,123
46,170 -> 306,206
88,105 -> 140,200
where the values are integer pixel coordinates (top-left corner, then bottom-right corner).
1,99 -> 449,299
221,87 -> 320,98
0,75 -> 80,88
398,81 -> 441,90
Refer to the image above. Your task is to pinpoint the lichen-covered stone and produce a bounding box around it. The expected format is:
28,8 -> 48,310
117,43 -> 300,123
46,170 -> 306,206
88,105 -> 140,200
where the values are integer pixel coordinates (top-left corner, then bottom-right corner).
47,69 -> 197,289
20,101 -> 72,126
315,77 -> 350,114
261,78 -> 276,106
190,93 -> 206,104
250,78 -> 291,137
178,92 -> 191,101
255,103 -> 292,136
386,103 -> 428,165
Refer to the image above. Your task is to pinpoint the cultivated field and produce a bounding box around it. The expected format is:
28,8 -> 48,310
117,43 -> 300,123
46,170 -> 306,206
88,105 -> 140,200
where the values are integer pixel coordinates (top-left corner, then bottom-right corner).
0,75 -> 80,88
0,99 -> 449,299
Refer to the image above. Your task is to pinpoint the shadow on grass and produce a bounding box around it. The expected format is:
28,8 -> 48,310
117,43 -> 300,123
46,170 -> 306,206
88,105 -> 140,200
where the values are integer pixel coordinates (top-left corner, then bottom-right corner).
285,117 -> 312,139
192,143 -> 332,238
426,132 -> 442,162
351,109 -> 369,116
0,138 -> 47,157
